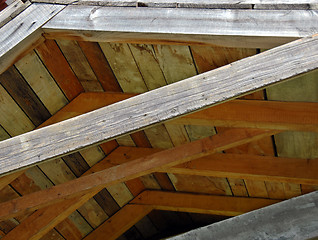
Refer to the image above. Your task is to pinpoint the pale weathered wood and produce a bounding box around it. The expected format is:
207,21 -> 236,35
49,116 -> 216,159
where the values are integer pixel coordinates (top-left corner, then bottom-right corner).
1,35 -> 318,175
0,0 -> 30,28
169,191 -> 318,240
0,3 -> 65,75
0,128 -> 276,220
30,0 -> 318,10
43,7 -> 318,48
15,51 -> 68,115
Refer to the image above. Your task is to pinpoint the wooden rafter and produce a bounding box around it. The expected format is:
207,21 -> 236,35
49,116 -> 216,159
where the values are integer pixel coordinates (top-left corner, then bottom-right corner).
0,3 -> 65,75
84,204 -> 152,240
85,146 -> 318,186
83,190 -> 279,240
1,35 -> 318,176
42,6 -> 318,48
41,92 -> 318,132
0,128 -> 276,221
169,191 -> 318,240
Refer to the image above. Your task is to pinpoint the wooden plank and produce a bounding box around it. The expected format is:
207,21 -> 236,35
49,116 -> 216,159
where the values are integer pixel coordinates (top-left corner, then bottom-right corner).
168,173 -> 232,196
56,39 -> 103,92
0,84 -> 34,136
83,204 -> 152,240
164,153 -> 318,185
132,191 -> 279,216
0,66 -> 51,126
0,128 -> 276,219
99,42 -> 148,93
30,0 -> 318,9
191,46 -> 256,73
43,7 -> 318,48
78,41 -> 122,92
0,3 -> 64,75
0,0 -> 30,28
35,39 -> 84,101
169,191 -> 318,240
174,99 -> 318,132
15,51 -> 68,115
2,35 -> 318,175
128,43 -> 167,90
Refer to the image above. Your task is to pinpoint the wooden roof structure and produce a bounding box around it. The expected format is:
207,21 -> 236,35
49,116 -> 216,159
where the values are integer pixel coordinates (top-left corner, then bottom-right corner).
0,0 -> 318,239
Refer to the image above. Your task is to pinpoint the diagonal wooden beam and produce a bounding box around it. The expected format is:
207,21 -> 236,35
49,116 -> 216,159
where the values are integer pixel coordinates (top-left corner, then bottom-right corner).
0,128 -> 276,221
1,35 -> 318,176
84,190 -> 279,240
84,146 -> 318,186
84,204 -> 152,240
0,3 -> 65,75
164,153 -> 318,185
43,6 -> 318,48
168,191 -> 318,240
42,92 -> 318,132
131,191 -> 280,216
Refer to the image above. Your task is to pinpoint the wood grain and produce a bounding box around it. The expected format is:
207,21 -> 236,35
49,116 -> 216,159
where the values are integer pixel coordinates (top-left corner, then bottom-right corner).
132,190 -> 279,216
1,35 -> 318,175
84,204 -> 152,240
0,3 -> 64,75
43,7 -> 318,48
0,66 -> 51,126
35,39 -> 84,101
164,153 -> 318,185
0,128 -> 276,220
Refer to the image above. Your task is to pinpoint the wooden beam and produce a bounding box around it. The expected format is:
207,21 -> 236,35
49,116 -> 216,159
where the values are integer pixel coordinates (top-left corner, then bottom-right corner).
30,0 -> 318,10
0,3 -> 65,75
83,146 -> 318,186
0,128 -> 276,220
169,191 -> 318,240
84,190 -> 279,240
131,191 -> 279,216
84,204 -> 152,240
44,92 -> 318,132
164,153 -> 318,185
1,35 -> 318,176
3,193 -> 99,240
43,6 -> 318,48
0,0 -> 30,28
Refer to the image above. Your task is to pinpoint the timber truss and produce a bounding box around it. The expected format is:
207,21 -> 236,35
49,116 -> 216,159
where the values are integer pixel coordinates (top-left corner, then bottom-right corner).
0,0 -> 318,239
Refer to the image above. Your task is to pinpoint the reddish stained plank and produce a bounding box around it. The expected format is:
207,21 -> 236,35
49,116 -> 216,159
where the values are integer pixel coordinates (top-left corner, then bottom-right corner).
36,39 -> 84,101
78,41 -> 122,92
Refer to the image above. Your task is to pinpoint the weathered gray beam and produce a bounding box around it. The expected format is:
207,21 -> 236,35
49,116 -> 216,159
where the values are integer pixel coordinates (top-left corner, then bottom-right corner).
0,0 -> 31,28
0,35 -> 318,176
31,0 -> 318,10
0,3 -> 65,75
169,191 -> 318,240
43,6 -> 318,48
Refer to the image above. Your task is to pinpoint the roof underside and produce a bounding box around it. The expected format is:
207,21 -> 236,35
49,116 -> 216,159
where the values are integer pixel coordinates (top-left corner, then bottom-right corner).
0,1 -> 318,240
